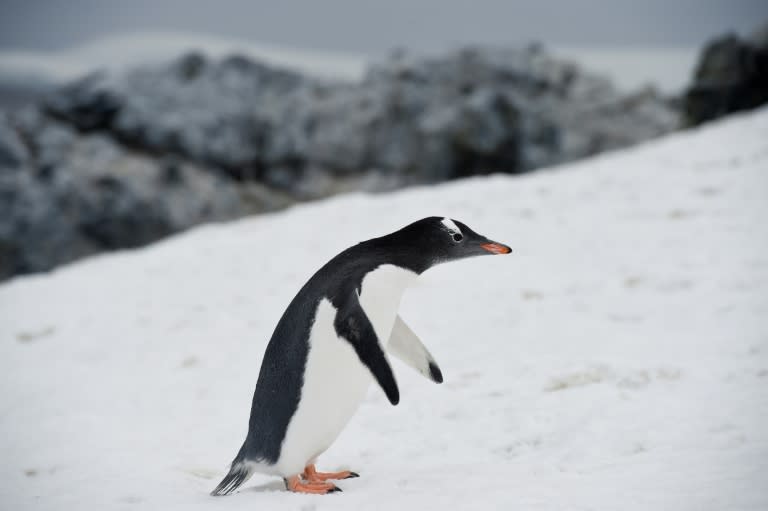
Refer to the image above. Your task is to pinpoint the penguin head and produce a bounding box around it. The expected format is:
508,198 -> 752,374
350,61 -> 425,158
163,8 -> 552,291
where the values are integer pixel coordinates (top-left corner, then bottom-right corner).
388,216 -> 511,271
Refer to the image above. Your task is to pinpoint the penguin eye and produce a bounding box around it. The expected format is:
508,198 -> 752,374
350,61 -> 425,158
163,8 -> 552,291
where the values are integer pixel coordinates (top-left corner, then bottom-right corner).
452,233 -> 463,242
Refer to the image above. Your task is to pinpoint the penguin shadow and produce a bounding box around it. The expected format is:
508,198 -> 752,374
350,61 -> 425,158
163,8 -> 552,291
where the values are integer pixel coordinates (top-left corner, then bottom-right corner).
242,480 -> 286,494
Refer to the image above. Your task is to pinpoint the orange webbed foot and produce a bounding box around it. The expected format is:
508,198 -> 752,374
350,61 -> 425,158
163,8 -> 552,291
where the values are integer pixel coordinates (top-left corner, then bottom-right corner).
284,475 -> 341,494
302,464 -> 359,483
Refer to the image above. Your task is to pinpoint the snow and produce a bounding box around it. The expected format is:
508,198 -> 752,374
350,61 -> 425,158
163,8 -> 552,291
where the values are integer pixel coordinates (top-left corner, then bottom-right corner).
553,46 -> 698,93
2,108 -> 768,510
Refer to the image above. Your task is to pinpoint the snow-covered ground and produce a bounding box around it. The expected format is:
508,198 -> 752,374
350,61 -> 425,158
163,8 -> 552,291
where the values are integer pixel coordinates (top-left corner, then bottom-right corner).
2,108 -> 767,510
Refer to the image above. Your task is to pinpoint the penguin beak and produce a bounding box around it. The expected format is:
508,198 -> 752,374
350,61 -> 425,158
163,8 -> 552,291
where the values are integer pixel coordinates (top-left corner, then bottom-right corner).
480,241 -> 512,254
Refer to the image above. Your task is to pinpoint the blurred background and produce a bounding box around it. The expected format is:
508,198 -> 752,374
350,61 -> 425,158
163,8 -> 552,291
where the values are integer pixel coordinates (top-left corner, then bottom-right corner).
2,3 -> 768,509
0,1 -> 766,281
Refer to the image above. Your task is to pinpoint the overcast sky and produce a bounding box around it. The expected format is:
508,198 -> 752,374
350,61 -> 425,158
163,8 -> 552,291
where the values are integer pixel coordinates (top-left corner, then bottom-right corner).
0,0 -> 765,55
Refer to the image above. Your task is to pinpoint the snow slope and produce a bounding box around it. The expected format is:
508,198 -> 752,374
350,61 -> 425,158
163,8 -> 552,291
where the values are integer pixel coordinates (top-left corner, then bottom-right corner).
1,109 -> 767,510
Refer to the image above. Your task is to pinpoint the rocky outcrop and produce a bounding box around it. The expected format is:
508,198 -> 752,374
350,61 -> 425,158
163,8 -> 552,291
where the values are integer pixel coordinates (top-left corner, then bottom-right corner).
684,21 -> 768,126
0,109 -> 290,279
2,45 -> 680,281
46,46 -> 678,184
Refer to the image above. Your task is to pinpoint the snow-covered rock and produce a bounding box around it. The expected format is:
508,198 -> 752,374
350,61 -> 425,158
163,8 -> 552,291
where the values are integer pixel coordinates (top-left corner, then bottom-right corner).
0,108 -> 290,279
46,46 -> 679,181
1,45 -> 681,281
1,107 -> 766,510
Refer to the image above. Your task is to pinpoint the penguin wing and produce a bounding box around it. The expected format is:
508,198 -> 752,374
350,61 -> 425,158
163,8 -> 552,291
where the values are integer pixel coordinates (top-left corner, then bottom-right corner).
334,292 -> 400,405
388,315 -> 443,384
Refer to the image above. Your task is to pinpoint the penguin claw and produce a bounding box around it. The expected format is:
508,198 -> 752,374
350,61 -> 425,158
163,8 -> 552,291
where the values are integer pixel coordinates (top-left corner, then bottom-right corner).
346,471 -> 360,479
328,486 -> 343,493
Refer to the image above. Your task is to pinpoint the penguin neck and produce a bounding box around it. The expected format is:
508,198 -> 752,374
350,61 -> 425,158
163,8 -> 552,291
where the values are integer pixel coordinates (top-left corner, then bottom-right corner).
360,237 -> 434,275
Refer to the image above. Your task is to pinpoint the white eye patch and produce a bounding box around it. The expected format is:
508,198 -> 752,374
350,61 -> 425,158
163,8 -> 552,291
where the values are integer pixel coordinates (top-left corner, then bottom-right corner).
440,217 -> 461,235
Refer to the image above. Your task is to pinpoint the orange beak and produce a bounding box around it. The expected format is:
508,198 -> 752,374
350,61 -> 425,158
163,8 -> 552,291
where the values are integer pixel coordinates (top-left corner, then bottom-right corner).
480,242 -> 512,254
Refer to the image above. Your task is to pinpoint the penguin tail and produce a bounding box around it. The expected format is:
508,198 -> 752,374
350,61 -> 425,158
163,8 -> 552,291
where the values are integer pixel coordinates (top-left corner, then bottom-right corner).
210,459 -> 253,496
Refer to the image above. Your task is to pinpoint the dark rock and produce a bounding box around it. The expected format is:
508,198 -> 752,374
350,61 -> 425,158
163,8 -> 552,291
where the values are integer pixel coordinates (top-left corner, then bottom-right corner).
684,23 -> 768,125
175,51 -> 207,81
263,47 -> 676,181
46,52 -> 307,175
45,72 -> 122,131
0,113 -> 29,168
44,47 -> 677,185
4,45 -> 681,280
0,107 -> 291,280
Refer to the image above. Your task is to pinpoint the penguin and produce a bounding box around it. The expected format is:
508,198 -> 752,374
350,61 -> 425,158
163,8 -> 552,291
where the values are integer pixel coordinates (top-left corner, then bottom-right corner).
211,217 -> 511,495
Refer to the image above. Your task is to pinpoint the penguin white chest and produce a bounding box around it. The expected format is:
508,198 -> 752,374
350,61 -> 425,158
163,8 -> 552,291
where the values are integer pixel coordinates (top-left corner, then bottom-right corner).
275,265 -> 416,475
357,264 -> 418,341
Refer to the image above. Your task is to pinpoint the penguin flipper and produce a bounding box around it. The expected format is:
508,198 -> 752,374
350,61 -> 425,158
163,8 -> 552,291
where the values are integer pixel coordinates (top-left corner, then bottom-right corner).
388,315 -> 443,384
334,293 -> 400,405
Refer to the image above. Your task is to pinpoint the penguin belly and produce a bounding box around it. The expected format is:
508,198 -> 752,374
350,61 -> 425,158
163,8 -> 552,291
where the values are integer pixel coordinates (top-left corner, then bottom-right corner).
273,265 -> 417,476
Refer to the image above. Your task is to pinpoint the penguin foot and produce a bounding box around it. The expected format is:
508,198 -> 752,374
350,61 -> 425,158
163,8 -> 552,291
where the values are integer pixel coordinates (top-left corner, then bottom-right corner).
303,464 -> 359,483
284,475 -> 341,494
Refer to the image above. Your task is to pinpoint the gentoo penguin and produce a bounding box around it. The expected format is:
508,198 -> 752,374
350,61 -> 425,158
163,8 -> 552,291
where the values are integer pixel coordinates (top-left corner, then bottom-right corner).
211,217 -> 511,495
